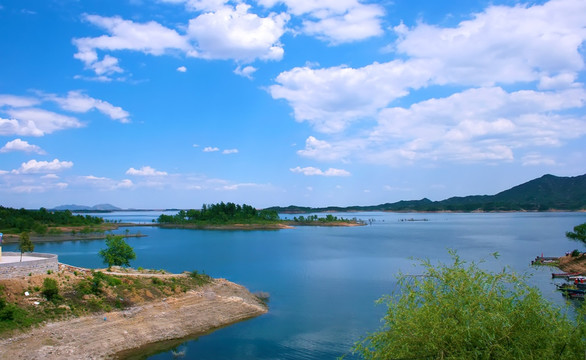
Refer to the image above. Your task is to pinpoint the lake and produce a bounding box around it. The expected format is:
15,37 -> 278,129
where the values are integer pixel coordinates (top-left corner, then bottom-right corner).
5,211 -> 586,359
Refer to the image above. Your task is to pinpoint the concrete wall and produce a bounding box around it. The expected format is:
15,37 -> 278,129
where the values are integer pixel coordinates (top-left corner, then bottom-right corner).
0,252 -> 59,279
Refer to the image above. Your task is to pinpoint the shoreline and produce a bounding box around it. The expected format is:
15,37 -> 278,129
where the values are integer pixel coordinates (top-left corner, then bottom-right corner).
0,277 -> 267,359
555,254 -> 586,274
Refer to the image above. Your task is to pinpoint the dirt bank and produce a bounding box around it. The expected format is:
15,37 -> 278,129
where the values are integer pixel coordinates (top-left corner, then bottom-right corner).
557,254 -> 586,274
0,278 -> 267,359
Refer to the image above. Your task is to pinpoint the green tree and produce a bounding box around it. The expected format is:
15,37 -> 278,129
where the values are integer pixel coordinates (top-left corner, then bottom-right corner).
98,235 -> 136,268
18,232 -> 34,262
352,251 -> 586,360
566,223 -> 586,246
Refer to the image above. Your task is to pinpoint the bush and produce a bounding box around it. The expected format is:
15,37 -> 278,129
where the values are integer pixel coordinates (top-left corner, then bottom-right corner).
353,251 -> 586,360
42,278 -> 60,302
571,249 -> 581,257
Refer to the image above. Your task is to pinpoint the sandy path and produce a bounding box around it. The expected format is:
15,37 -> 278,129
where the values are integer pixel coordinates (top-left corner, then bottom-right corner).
0,279 -> 267,359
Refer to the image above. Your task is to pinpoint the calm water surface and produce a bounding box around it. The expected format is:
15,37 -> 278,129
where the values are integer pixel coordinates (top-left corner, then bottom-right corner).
5,212 -> 586,359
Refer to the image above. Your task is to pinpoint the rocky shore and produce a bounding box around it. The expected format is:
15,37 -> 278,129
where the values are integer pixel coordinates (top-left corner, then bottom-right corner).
0,278 -> 267,359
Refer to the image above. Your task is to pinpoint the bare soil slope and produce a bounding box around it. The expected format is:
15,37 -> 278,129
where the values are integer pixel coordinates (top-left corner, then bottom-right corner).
0,276 -> 267,359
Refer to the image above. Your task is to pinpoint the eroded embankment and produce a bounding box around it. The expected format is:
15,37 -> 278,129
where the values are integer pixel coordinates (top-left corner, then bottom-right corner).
0,278 -> 267,359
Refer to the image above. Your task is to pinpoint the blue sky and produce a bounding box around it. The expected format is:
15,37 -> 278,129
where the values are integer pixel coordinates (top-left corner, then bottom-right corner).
0,0 -> 585,209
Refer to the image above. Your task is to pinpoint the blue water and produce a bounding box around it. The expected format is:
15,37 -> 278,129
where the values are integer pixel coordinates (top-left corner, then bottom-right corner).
5,212 -> 586,359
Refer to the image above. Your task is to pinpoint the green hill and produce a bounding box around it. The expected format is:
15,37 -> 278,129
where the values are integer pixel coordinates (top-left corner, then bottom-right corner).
267,174 -> 586,213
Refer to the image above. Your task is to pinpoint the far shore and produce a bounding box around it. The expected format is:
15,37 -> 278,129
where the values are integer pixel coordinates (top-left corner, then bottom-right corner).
0,272 -> 267,359
0,221 -> 366,244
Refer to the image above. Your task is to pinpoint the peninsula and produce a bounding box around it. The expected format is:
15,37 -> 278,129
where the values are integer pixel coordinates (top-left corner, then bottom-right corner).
0,265 -> 267,359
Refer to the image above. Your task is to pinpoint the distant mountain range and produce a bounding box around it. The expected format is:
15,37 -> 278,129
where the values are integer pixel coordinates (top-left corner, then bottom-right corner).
267,174 -> 586,213
52,203 -> 121,211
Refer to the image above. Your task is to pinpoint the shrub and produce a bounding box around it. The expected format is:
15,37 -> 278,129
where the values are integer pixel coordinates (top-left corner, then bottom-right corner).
42,278 -> 60,302
571,249 -> 581,257
353,251 -> 586,360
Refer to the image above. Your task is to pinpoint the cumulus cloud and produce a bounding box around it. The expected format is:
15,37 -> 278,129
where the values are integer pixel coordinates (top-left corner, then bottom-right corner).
2,109 -> 82,136
187,4 -> 289,62
222,148 -> 239,154
13,159 -> 73,174
372,87 -> 586,150
269,0 -> 586,168
234,65 -> 257,79
0,139 -> 46,154
0,91 -> 130,136
290,166 -> 351,176
259,0 -> 384,44
203,146 -> 219,152
271,0 -> 586,134
392,0 -> 586,86
297,136 -> 355,162
74,5 -> 289,77
74,14 -> 191,76
177,66 -> 187,72
298,87 -> 586,165
270,61 -> 432,132
126,166 -> 168,176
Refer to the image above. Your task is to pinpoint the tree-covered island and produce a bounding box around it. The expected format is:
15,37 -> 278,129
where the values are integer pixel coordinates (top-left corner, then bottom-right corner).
156,202 -> 364,229
0,206 -> 139,243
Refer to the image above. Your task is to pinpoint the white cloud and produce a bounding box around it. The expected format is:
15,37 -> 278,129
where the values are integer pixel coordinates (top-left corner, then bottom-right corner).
271,0 -> 586,135
74,7 -> 289,76
74,15 -> 191,76
203,146 -> 219,152
269,61 -> 432,132
392,0 -> 586,87
0,139 -> 46,154
0,95 -> 40,108
259,0 -> 384,44
187,4 -> 289,62
220,182 -> 259,191
297,136 -> 354,161
294,86 -> 586,165
126,166 -> 168,176
367,87 -> 586,164
80,175 -> 135,190
290,166 -> 350,176
222,148 -> 239,154
522,153 -> 557,166
159,0 -> 228,12
45,91 -> 130,123
234,65 -> 257,79
2,109 -> 82,136
14,159 -> 73,174
10,182 -> 69,194
116,179 -> 134,189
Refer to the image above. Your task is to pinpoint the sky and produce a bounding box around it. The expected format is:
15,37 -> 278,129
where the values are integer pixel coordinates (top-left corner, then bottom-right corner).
0,0 -> 585,209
